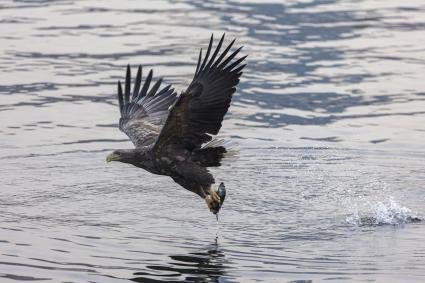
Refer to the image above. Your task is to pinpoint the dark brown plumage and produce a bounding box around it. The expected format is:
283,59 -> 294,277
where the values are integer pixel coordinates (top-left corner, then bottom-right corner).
106,34 -> 246,214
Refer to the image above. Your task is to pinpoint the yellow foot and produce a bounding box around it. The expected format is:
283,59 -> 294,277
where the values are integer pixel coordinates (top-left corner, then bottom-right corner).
205,188 -> 221,214
209,189 -> 221,203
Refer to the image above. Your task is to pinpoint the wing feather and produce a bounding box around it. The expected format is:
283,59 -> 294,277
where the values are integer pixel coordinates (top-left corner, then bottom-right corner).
117,81 -> 124,115
124,65 -> 131,104
138,69 -> 153,99
116,65 -> 178,148
155,34 -> 246,151
132,65 -> 142,100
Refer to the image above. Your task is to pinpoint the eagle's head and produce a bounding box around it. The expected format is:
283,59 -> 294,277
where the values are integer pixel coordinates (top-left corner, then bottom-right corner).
106,149 -> 137,164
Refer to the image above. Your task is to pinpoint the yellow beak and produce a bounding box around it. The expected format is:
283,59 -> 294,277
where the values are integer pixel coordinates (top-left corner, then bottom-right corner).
106,153 -> 117,163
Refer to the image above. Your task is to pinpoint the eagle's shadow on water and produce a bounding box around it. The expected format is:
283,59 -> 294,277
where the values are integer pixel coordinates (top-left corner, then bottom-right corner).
130,240 -> 232,283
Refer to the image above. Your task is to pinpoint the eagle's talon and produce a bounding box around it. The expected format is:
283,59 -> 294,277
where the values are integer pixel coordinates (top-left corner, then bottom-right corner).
205,196 -> 216,212
209,190 -> 221,203
205,185 -> 225,214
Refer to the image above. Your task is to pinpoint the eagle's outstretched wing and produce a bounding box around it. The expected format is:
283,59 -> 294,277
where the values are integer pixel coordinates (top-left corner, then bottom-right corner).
154,34 -> 246,151
117,65 -> 178,148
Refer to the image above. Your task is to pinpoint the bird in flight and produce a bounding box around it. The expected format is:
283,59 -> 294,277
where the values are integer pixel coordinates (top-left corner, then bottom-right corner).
106,34 -> 246,214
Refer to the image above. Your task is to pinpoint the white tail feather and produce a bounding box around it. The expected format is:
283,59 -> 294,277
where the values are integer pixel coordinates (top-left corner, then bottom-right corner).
202,138 -> 240,162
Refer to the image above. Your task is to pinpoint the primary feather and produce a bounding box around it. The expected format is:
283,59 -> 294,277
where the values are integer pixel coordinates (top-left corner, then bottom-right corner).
116,34 -> 246,151
117,65 -> 178,148
154,34 -> 246,151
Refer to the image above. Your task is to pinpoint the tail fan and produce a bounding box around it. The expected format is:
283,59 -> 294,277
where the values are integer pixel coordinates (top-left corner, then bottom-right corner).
192,138 -> 239,167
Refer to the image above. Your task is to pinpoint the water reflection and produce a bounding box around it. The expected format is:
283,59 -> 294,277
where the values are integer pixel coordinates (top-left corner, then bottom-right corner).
131,241 -> 230,283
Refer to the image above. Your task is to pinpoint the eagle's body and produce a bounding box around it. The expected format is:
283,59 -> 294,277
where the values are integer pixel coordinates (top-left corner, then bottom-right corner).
115,146 -> 215,198
107,34 -> 246,213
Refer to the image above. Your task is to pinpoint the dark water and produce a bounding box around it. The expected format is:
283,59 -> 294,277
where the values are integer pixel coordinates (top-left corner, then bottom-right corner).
1,0 -> 425,282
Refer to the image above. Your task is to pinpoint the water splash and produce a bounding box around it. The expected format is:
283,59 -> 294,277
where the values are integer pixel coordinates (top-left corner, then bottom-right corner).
346,197 -> 421,226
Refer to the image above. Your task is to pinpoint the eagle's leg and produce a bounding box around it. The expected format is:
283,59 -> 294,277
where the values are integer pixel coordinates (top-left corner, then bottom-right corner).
207,186 -> 221,202
174,162 -> 223,214
204,184 -> 226,214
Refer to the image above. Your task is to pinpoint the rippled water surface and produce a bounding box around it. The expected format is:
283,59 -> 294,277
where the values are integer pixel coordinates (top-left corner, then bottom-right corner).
1,0 -> 425,282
